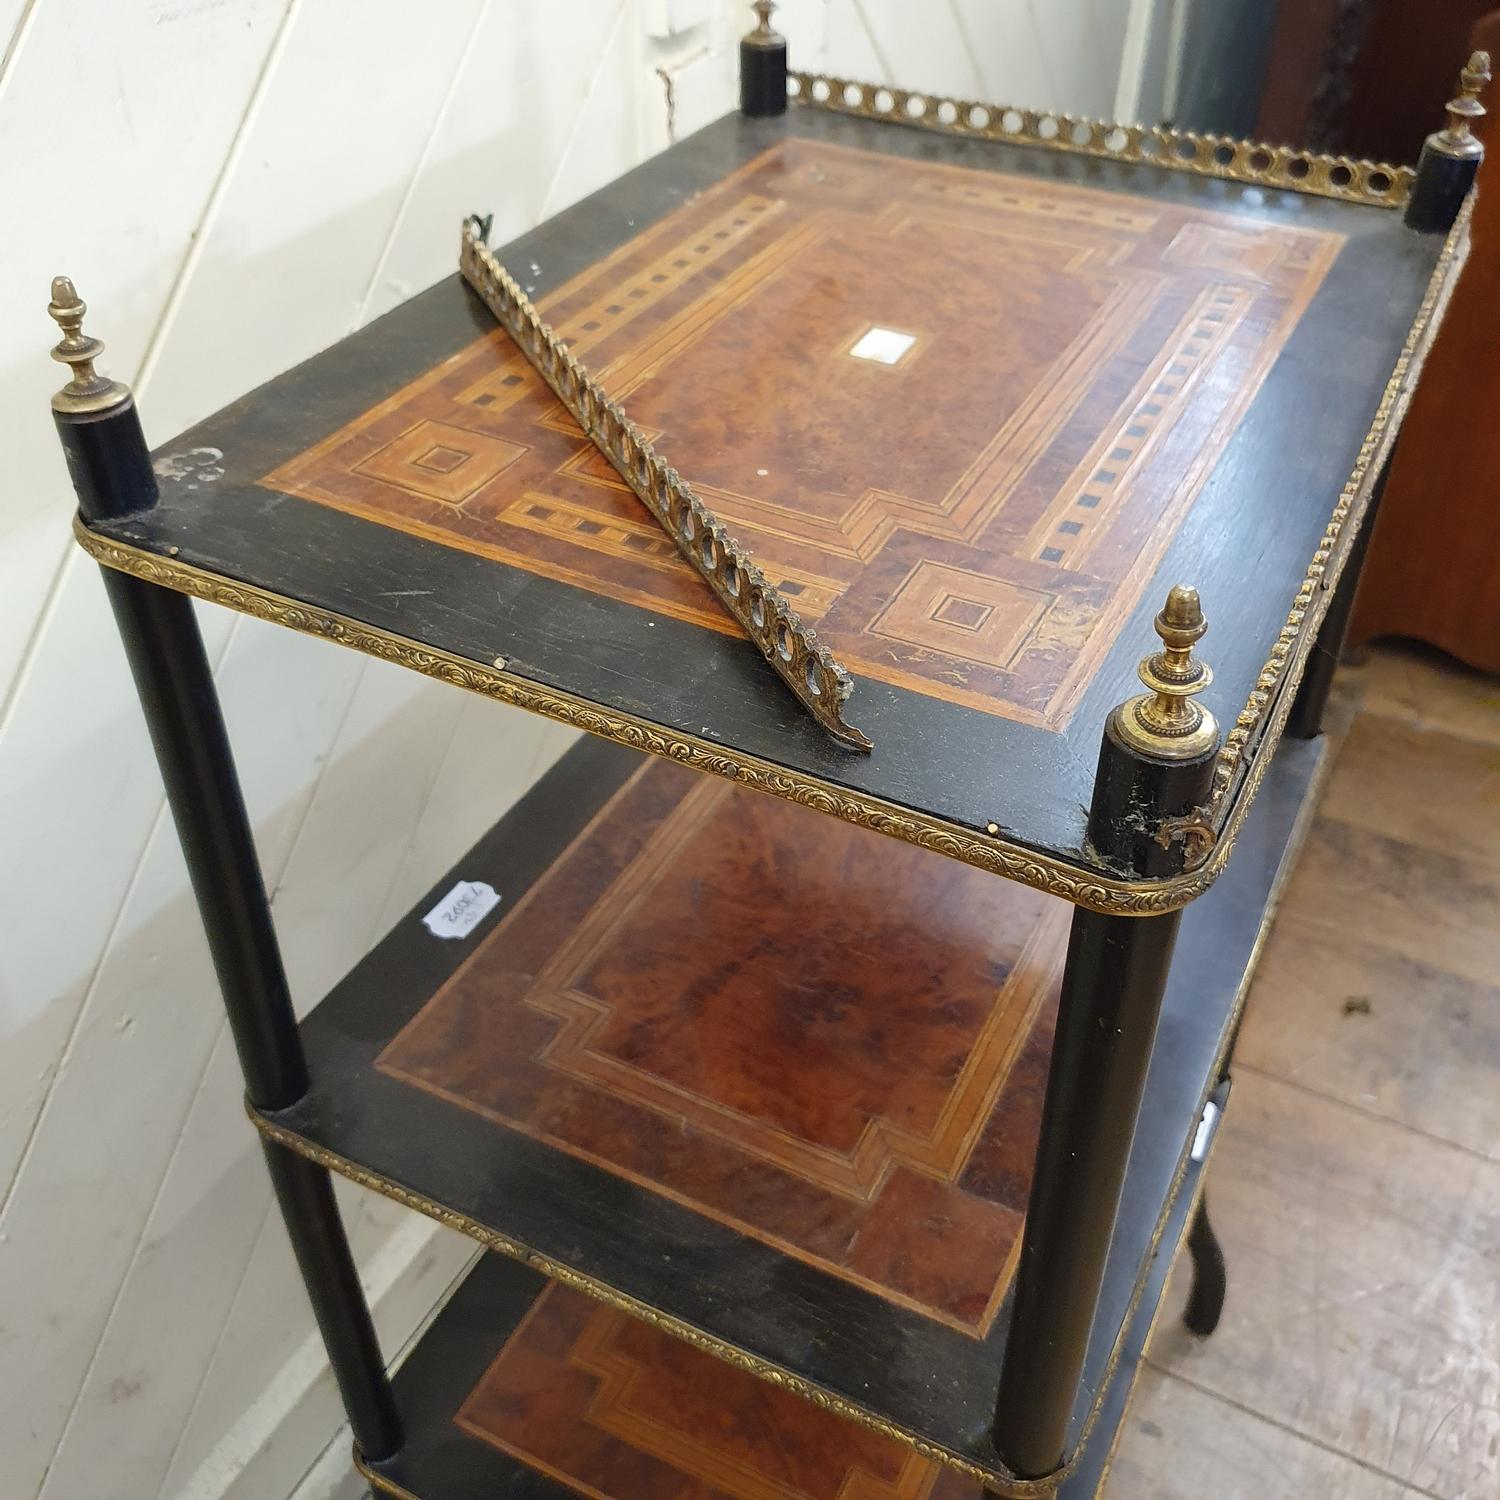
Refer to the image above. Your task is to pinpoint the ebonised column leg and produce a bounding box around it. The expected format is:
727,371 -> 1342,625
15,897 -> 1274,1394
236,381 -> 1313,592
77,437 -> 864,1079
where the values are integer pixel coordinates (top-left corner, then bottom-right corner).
993,587 -> 1221,1481
739,1 -> 788,117
1405,51 -> 1488,235
262,1141 -> 404,1449
994,903 -> 1186,1478
48,278 -> 401,1463
1182,1194 -> 1227,1337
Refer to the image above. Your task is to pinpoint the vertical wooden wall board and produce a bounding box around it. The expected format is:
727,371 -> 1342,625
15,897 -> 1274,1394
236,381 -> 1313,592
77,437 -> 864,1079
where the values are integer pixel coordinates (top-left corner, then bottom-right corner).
950,0 -> 1055,107
842,0 -> 985,99
31,620 -> 369,1499
0,561 -> 235,1193
1,614 -> 363,1497
365,0 -> 631,320
0,0 -> 290,699
39,1043 -> 274,1500
140,0 -> 488,438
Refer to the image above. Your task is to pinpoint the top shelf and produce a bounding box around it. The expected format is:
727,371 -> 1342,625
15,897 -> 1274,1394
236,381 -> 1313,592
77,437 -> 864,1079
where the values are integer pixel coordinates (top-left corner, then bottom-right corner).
76,97 -> 1459,911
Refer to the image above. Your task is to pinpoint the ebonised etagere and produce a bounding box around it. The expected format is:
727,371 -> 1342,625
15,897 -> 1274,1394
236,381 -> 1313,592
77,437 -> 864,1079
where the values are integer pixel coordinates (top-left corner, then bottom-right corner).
49,13 -> 1484,1497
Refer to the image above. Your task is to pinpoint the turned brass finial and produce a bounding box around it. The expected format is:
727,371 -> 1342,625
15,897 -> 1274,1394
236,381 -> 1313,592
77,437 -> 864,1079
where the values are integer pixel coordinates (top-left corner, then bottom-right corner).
48,276 -> 129,414
1113,585 -> 1219,759
1437,49 -> 1490,158
745,1 -> 781,44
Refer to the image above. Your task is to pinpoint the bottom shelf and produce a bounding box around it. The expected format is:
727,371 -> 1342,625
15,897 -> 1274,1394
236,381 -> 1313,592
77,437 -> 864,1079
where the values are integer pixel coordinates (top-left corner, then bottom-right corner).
360,1146 -> 1204,1500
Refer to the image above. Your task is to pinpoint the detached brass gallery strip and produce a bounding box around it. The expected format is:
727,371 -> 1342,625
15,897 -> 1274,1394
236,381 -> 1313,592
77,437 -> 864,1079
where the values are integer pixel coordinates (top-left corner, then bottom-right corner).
458,219 -> 874,752
790,70 -> 1416,209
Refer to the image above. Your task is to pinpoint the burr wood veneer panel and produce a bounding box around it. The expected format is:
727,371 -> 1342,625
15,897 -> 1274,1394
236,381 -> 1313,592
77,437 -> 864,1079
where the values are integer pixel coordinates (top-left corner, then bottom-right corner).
455,1282 -> 979,1500
265,138 -> 1341,728
377,754 -> 1069,1334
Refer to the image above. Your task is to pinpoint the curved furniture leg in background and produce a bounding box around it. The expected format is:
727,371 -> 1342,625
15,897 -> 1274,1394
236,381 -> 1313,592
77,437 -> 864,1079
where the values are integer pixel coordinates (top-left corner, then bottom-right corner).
1182,1195 -> 1228,1337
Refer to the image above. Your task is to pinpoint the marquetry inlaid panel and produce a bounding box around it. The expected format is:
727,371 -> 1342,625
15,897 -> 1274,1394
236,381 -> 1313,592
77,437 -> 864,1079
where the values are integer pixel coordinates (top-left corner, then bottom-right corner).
457,1283 -> 980,1499
266,138 -> 1341,727
378,757 -> 1070,1333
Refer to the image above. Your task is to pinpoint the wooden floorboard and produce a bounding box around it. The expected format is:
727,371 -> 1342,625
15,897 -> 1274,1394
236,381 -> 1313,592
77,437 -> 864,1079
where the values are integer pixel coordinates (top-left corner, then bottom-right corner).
1105,1365 -> 1430,1499
1107,647 -> 1500,1500
1357,642 -> 1500,749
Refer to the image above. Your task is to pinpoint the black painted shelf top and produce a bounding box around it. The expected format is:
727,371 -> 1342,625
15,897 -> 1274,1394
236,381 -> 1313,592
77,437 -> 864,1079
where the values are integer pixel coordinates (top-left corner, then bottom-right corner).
76,100 -> 1455,908
252,729 -> 1324,1490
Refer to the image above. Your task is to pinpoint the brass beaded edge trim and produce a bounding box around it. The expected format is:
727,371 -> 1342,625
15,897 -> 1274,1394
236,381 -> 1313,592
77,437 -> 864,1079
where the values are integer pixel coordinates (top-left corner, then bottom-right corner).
1207,191 -> 1472,818
72,517 -> 1210,916
789,70 -> 1414,208
459,223 -> 872,752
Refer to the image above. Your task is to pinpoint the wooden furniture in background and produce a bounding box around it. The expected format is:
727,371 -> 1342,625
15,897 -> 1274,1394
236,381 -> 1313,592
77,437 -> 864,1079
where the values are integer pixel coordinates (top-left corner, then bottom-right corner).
1256,0 -> 1495,163
1349,10 -> 1500,672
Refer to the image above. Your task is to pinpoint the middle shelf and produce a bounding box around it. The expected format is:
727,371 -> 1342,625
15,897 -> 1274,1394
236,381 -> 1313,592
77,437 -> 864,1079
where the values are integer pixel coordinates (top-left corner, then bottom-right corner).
253,731 -> 1322,1483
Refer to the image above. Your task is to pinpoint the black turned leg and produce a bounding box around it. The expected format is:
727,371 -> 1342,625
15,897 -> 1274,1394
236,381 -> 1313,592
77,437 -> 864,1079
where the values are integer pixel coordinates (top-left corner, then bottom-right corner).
994,587 -> 1221,1480
1405,51 -> 1489,235
1182,1195 -> 1227,1337
48,279 -> 401,1463
740,1 -> 787,117
262,1141 -> 403,1447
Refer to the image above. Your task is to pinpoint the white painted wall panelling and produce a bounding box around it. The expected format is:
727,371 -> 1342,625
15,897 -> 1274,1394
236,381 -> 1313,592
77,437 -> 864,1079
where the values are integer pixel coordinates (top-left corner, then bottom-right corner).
789,0 -> 1135,119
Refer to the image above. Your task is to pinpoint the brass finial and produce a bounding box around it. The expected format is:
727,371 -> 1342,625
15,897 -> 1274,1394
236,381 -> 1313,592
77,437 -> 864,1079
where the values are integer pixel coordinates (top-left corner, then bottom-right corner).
745,1 -> 782,45
1112,585 -> 1219,759
48,277 -> 129,414
1437,50 -> 1490,158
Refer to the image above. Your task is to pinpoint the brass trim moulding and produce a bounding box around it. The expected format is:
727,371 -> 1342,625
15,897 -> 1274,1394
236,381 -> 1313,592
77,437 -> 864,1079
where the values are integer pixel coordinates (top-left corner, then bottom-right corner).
1206,191 -> 1471,820
353,1457 -> 420,1500
788,70 -> 1416,209
73,516 -> 1204,915
458,220 -> 873,753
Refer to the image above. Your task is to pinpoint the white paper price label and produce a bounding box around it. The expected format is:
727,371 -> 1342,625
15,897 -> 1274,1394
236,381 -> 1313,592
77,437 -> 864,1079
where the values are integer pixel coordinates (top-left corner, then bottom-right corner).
422,879 -> 500,940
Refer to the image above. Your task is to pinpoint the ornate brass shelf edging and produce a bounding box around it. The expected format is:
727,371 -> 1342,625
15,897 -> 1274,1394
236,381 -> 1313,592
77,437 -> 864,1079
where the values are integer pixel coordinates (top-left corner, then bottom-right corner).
789,70 -> 1415,209
72,517 -> 1215,916
71,169 -> 1468,915
458,220 -> 873,752
1206,190 -> 1471,821
257,1100 -> 1216,1495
